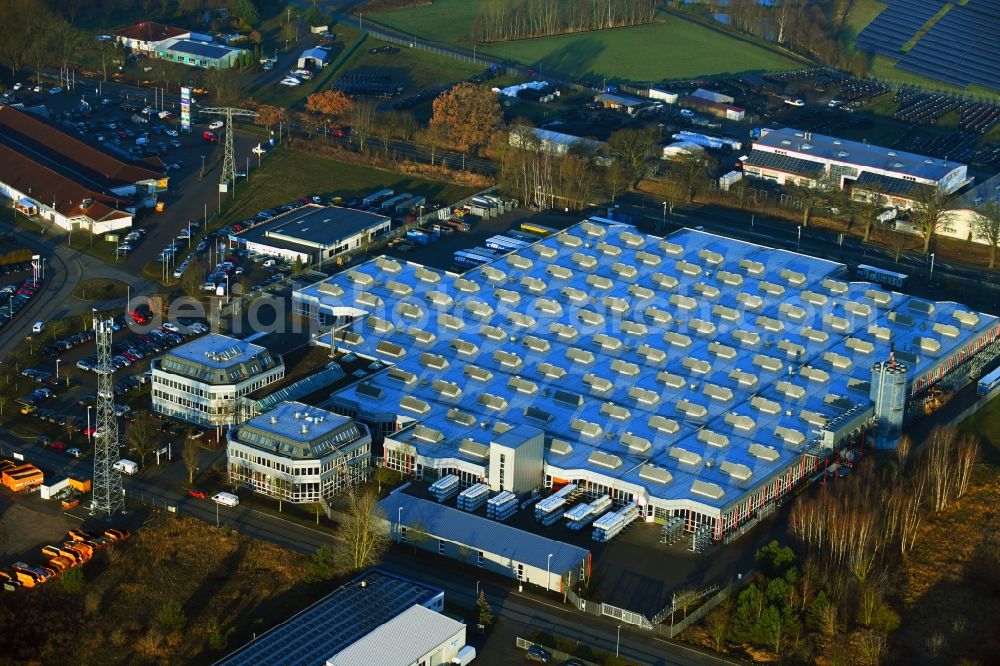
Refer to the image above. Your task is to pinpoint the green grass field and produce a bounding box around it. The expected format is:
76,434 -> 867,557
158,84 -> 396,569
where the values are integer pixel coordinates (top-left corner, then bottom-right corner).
845,0 -> 888,33
218,149 -> 479,224
371,2 -> 802,82
337,36 -> 486,91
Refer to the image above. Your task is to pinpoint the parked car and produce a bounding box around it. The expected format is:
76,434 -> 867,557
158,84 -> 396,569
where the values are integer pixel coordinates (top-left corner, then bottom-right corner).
188,488 -> 208,499
525,646 -> 551,663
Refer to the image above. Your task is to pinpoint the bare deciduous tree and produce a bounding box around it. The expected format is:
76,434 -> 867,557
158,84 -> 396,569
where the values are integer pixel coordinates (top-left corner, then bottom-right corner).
334,489 -> 389,574
182,439 -> 200,485
125,411 -> 158,467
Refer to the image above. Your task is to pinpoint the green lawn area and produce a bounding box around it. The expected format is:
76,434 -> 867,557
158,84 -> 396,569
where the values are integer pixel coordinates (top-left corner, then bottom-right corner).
371,3 -> 802,82
217,149 -> 479,225
845,0 -> 888,33
337,36 -> 485,91
369,0 -> 485,45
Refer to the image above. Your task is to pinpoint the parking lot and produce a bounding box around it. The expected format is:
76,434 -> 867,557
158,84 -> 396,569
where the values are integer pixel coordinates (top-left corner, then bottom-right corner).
1,79 -> 263,274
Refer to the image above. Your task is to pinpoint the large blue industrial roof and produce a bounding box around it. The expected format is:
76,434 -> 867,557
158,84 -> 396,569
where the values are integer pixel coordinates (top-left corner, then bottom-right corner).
300,220 -> 998,512
383,491 -> 590,574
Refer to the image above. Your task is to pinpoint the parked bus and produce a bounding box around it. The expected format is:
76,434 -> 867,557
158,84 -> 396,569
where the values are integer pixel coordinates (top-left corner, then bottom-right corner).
856,264 -> 908,289
978,366 -> 1000,397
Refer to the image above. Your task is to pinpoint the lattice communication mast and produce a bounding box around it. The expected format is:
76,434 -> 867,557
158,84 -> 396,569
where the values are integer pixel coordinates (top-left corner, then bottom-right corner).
200,107 -> 257,193
91,314 -> 124,517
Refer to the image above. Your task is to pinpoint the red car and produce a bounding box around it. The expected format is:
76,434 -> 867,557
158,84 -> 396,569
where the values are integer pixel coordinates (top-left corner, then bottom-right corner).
81,426 -> 97,437
330,128 -> 345,138
187,488 -> 207,499
49,441 -> 66,452
203,130 -> 217,142
129,310 -> 150,324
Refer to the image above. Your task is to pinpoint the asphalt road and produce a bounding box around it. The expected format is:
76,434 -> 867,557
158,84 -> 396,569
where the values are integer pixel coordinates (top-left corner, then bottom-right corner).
0,432 -> 736,666
0,217 -> 159,353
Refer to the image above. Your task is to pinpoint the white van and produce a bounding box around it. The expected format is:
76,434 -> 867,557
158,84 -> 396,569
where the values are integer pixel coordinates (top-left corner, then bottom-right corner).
114,459 -> 138,475
212,491 -> 239,507
32,321 -> 46,334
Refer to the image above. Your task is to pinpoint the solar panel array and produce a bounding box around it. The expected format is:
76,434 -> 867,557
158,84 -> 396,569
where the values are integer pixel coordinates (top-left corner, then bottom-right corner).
855,0 -> 948,57
896,2 -> 1000,90
218,571 -> 439,666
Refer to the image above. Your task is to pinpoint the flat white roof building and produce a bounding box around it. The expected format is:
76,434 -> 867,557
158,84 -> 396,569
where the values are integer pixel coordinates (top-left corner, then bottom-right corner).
152,334 -> 284,427
745,127 -> 969,204
327,604 -> 465,666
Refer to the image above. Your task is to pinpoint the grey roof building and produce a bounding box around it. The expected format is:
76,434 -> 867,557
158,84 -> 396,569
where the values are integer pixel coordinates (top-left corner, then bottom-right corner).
228,401 -> 371,504
235,204 -> 392,266
158,38 -> 247,68
385,491 -> 591,593
151,334 -> 284,427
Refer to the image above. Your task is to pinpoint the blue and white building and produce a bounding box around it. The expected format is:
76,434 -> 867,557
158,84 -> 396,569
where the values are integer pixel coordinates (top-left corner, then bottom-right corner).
292,219 -> 999,540
151,334 -> 284,427
228,401 -> 371,504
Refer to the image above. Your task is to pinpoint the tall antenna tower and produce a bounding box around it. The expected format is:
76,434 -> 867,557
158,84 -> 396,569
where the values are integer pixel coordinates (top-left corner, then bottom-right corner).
200,107 -> 257,192
91,314 -> 124,517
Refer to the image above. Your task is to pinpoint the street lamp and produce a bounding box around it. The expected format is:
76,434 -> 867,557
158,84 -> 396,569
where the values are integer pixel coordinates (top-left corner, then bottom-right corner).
87,405 -> 93,443
55,359 -> 60,381
797,225 -> 802,251
662,200 -> 667,224
930,252 -> 936,281
616,624 -> 622,658
546,553 -> 553,591
476,580 -> 481,597
397,506 -> 403,541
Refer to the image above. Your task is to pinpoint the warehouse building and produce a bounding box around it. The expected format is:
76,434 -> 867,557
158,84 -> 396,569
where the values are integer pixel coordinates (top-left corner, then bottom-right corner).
219,570 -> 473,666
235,204 -> 391,267
151,334 -> 284,427
385,491 -> 591,593
0,105 -> 165,234
744,127 -> 969,206
509,126 -> 605,156
294,220 -> 999,541
227,401 -> 371,504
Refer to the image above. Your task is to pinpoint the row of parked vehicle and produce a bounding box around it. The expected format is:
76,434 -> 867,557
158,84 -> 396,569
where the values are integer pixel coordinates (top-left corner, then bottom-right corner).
0,279 -> 41,329
157,220 -> 202,263
75,321 -> 206,374
222,198 -> 315,236
42,328 -> 97,358
115,227 -> 147,257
